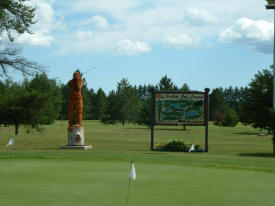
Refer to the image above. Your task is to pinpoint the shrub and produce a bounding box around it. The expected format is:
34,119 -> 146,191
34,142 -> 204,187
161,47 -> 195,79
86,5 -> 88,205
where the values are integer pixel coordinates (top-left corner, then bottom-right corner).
221,108 -> 238,127
166,138 -> 188,151
155,138 -> 203,152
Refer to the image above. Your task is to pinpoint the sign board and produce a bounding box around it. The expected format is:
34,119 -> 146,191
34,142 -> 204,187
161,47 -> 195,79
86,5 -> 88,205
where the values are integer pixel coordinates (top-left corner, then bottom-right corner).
150,88 -> 210,152
155,92 -> 205,126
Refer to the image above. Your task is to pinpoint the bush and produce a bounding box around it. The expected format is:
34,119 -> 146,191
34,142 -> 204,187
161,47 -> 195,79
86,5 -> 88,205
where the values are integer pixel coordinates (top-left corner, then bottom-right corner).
155,138 -> 203,152
166,138 -> 188,151
221,108 -> 238,127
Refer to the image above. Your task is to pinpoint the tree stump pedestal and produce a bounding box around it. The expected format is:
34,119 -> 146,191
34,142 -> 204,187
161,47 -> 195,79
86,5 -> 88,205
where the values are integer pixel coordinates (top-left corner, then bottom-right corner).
61,126 -> 92,150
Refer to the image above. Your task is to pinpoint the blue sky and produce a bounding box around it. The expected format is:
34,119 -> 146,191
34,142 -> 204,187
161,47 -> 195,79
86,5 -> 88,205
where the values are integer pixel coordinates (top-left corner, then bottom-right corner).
4,0 -> 274,93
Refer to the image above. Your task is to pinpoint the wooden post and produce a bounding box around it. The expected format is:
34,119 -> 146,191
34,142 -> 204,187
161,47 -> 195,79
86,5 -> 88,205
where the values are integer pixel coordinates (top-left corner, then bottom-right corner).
183,124 -> 186,130
204,88 -> 210,152
150,88 -> 155,151
15,124 -> 19,135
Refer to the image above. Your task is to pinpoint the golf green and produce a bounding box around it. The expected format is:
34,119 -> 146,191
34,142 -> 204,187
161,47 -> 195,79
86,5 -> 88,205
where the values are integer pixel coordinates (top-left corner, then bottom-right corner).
0,159 -> 274,206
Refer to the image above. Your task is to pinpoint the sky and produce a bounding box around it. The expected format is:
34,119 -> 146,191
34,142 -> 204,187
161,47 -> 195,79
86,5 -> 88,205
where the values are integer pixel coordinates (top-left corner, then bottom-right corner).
3,0 -> 275,93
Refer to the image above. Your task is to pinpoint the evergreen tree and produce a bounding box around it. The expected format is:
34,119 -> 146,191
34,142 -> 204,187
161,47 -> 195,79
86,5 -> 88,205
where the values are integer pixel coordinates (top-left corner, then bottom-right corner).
86,88 -> 97,120
180,83 -> 190,91
101,90 -> 120,124
137,95 -> 151,127
209,87 -> 227,123
59,84 -> 69,120
81,84 -> 94,120
116,78 -> 140,124
223,86 -> 242,114
0,77 -> 58,135
0,0 -> 44,78
94,88 -> 107,120
239,68 -> 273,131
27,73 -> 61,124
157,75 -> 178,91
0,0 -> 36,40
136,84 -> 155,127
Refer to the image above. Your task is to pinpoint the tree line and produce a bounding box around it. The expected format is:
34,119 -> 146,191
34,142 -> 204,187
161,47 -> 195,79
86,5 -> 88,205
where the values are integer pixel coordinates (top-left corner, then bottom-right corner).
0,68 -> 273,135
210,68 -> 273,132
59,75 -> 190,126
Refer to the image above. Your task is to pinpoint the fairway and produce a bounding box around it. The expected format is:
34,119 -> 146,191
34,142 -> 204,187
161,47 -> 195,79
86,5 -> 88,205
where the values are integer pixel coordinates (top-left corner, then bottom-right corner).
1,121 -> 275,206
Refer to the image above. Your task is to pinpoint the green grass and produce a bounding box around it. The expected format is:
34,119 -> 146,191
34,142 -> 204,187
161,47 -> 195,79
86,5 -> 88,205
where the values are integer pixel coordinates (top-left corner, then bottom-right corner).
0,121 -> 275,206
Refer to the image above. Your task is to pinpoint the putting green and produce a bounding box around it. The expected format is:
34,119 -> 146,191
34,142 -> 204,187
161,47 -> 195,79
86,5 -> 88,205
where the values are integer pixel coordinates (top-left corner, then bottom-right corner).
0,159 -> 274,206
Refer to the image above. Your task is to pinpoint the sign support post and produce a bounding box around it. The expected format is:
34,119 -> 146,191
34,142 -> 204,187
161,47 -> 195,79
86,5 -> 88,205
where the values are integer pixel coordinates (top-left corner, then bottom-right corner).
150,88 -> 155,151
204,88 -> 210,152
266,0 -> 275,109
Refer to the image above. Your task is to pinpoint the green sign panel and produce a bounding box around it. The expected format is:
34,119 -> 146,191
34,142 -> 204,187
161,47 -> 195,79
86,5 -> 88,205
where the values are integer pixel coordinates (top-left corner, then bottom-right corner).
155,93 -> 205,125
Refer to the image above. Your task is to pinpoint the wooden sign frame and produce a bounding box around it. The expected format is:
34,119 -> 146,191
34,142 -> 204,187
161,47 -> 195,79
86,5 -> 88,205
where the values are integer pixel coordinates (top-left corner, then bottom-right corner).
150,88 -> 210,152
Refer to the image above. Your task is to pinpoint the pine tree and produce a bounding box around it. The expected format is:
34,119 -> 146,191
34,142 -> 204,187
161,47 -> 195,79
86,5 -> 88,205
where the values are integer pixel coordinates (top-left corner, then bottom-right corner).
0,0 -> 43,78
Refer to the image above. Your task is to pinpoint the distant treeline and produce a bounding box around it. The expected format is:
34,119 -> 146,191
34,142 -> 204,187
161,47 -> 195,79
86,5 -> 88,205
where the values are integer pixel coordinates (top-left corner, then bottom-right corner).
0,68 -> 273,134
58,75 -> 190,126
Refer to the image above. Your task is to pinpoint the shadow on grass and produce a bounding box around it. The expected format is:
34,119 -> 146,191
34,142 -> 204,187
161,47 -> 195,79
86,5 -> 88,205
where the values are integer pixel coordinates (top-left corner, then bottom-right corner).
125,127 -> 191,131
232,132 -> 266,135
142,152 -> 168,155
155,128 -> 191,131
238,153 -> 275,158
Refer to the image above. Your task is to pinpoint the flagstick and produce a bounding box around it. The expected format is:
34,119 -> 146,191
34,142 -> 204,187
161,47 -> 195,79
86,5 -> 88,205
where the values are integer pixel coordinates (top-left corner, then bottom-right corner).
126,178 -> 131,206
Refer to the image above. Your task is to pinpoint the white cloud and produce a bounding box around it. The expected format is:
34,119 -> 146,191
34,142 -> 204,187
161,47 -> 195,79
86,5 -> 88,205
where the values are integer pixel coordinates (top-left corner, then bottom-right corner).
51,0 -> 272,54
185,8 -> 218,25
71,0 -> 139,14
165,34 -> 200,50
114,39 -> 151,55
219,18 -> 273,53
73,31 -> 93,41
68,30 -> 97,52
15,31 -> 53,47
14,0 -> 65,47
62,30 -> 151,55
90,15 -> 109,30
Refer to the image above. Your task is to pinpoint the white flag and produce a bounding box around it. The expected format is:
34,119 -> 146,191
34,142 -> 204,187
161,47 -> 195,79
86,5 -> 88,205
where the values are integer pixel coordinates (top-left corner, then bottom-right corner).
6,138 -> 14,147
189,144 -> 195,153
129,161 -> 136,180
